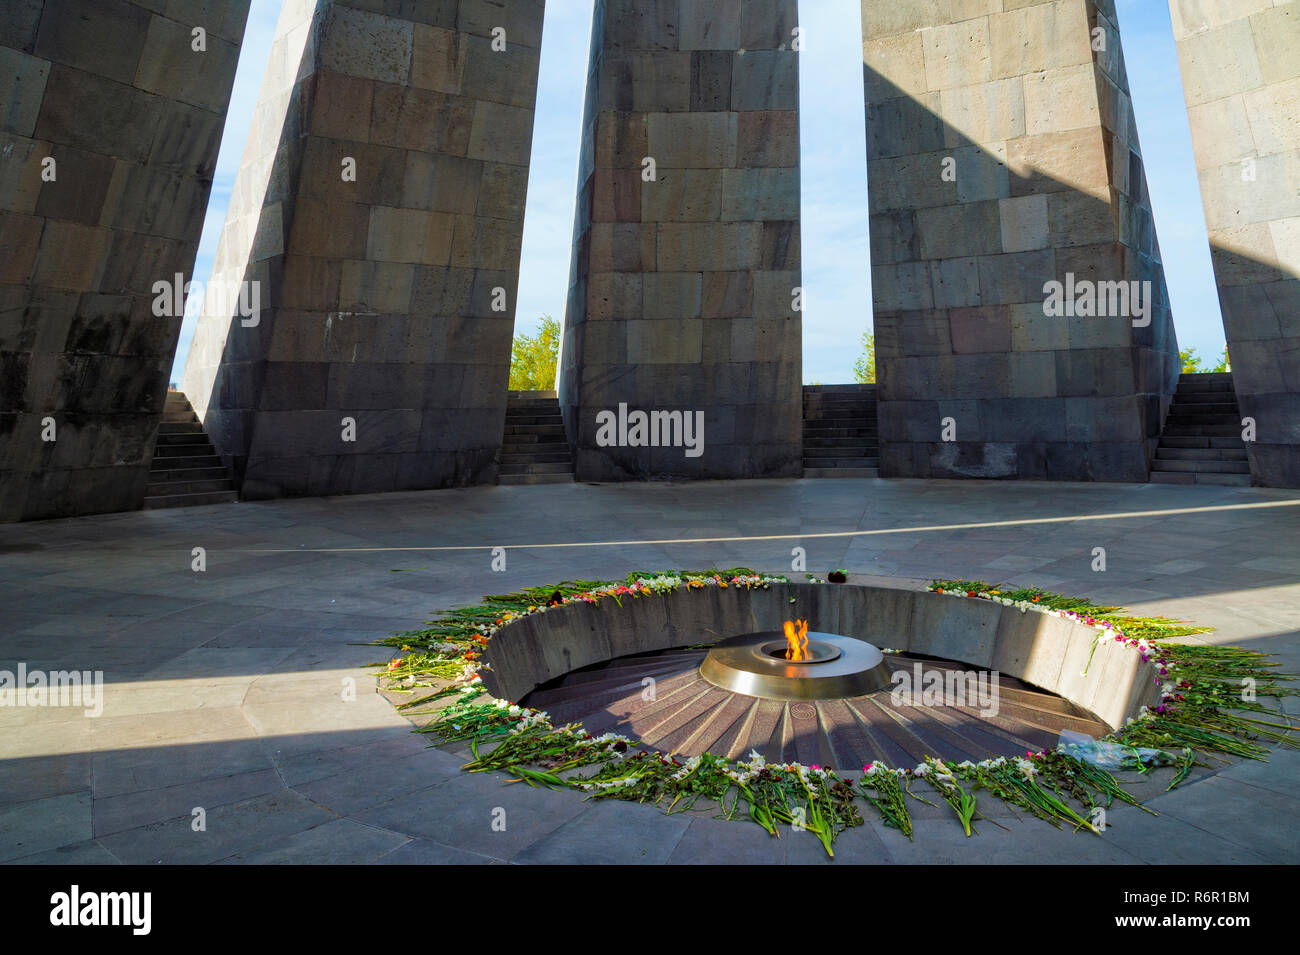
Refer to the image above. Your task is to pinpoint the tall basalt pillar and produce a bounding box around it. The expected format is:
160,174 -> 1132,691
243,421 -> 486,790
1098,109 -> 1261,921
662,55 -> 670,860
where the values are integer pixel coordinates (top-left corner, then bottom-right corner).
863,0 -> 1180,482
183,0 -> 543,499
1169,0 -> 1300,488
560,0 -> 803,481
0,0 -> 250,521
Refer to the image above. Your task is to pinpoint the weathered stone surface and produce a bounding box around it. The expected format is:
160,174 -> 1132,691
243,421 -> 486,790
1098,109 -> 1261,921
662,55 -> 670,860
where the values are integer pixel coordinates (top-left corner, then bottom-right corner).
183,0 -> 543,501
560,0 -> 802,481
862,0 -> 1179,482
0,0 -> 251,521
1170,0 -> 1300,487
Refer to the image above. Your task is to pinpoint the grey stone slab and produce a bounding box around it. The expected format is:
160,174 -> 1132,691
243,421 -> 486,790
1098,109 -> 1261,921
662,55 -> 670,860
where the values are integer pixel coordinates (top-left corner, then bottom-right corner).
1143,774 -> 1300,863
0,791 -> 93,862
350,771 -> 587,859
293,750 -> 464,815
96,790 -> 339,865
3,838 -> 121,866
512,798 -> 691,864
374,837 -> 500,864
214,817 -> 410,864
91,738 -> 277,798
93,768 -> 284,838
0,753 -> 91,807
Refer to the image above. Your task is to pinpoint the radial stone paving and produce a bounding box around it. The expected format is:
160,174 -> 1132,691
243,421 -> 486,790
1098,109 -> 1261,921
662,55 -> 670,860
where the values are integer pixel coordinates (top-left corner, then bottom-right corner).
1,477 -> 1298,864
525,651 -> 1110,765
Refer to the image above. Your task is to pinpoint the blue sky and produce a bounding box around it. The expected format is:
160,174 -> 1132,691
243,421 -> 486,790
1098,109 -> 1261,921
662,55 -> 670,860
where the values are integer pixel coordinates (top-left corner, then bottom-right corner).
174,0 -> 1227,384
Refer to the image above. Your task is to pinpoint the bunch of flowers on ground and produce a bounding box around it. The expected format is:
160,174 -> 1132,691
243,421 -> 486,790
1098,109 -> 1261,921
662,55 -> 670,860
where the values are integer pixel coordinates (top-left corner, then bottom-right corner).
366,572 -> 1295,856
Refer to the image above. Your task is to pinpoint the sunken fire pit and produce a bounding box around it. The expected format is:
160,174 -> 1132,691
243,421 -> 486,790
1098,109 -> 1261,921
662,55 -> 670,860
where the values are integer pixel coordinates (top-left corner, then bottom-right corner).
700,619 -> 892,700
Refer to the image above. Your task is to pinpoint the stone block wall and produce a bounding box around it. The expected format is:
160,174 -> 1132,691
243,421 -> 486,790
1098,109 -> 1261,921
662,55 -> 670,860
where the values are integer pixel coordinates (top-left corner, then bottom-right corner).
1169,0 -> 1300,488
0,0 -> 250,520
182,0 -> 543,499
559,0 -> 803,481
863,0 -> 1180,481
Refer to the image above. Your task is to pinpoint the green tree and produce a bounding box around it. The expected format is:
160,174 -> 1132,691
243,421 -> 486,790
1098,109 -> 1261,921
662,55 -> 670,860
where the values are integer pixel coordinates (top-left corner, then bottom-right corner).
853,332 -> 876,384
1210,347 -> 1230,373
508,315 -> 561,390
1179,348 -> 1204,374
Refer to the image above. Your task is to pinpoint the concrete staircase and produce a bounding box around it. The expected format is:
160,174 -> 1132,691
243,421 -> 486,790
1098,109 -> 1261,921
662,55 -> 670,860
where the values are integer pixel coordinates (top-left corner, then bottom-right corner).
498,391 -> 575,485
802,384 -> 879,478
144,392 -> 238,508
1151,372 -> 1251,486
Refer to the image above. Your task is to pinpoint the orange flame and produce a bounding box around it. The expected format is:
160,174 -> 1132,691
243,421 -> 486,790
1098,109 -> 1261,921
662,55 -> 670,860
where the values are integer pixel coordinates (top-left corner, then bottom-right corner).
783,619 -> 809,661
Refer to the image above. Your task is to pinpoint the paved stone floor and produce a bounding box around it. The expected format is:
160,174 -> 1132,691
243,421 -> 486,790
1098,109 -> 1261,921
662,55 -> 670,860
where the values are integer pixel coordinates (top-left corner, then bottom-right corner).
2,477 -> 1298,864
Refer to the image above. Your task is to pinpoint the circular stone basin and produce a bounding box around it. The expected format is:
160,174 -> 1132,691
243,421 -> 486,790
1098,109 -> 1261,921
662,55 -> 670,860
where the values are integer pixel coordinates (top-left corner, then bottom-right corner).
700,631 -> 892,701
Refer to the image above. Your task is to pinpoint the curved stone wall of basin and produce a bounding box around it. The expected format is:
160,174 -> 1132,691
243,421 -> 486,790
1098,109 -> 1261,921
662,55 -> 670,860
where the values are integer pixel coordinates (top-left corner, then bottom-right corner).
480,582 -> 1162,731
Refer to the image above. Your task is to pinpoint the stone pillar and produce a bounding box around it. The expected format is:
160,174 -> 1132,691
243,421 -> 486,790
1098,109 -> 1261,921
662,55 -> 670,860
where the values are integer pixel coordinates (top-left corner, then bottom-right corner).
183,0 -> 543,499
1169,0 -> 1300,488
863,0 -> 1180,481
559,0 -> 803,481
0,0 -> 250,521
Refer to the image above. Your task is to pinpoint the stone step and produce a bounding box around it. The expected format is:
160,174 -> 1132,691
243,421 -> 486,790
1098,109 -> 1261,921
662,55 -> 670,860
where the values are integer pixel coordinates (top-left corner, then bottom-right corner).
1178,372 -> 1234,384
803,416 -> 877,429
803,399 -> 875,413
1159,435 -> 1246,449
500,432 -> 557,444
501,451 -> 573,465
157,420 -> 204,434
1168,402 -> 1239,415
501,392 -> 573,485
155,431 -> 218,447
802,467 -> 880,480
153,441 -> 217,457
1155,447 -> 1248,462
806,431 -> 878,441
147,465 -> 230,483
504,414 -> 564,426
803,435 -> 880,448
497,473 -> 575,485
1174,391 -> 1239,404
143,477 -> 237,496
1150,470 -> 1251,487
142,490 -> 239,509
805,415 -> 878,426
153,454 -> 224,470
803,384 -> 877,394
1151,459 -> 1250,474
800,457 -> 883,467
800,397 -> 873,407
803,449 -> 879,463
504,423 -> 565,437
803,399 -> 875,409
1170,407 -> 1237,420
1161,425 -> 1244,437
499,461 -> 574,475
501,441 -> 571,454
